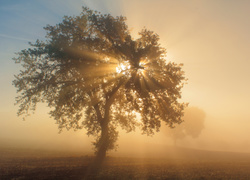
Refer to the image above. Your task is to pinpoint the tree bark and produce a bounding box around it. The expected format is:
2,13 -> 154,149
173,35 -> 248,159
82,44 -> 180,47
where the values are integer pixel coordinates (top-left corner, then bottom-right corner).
95,116 -> 109,166
85,115 -> 110,179
85,82 -> 122,177
94,81 -> 122,163
86,103 -> 111,178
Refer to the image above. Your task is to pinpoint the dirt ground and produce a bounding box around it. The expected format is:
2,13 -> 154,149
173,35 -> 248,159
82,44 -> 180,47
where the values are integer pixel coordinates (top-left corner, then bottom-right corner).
1,147 -> 250,179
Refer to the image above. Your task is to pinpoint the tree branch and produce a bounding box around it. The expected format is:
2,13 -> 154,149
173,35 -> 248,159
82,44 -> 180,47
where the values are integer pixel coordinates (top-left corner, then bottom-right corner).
94,104 -> 103,122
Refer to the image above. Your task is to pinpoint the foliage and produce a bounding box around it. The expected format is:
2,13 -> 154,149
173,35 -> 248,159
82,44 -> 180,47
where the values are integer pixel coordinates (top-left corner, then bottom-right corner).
13,7 -> 187,155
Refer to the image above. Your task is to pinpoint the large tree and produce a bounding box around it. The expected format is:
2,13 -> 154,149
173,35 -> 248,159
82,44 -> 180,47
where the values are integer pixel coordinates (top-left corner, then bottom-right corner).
13,7 -> 187,164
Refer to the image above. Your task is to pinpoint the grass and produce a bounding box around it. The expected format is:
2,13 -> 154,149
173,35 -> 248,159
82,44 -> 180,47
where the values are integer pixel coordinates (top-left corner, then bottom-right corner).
1,147 -> 250,179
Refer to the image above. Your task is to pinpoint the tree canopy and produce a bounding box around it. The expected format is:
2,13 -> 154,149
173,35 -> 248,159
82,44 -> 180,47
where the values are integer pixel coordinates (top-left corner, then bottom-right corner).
13,7 -> 187,159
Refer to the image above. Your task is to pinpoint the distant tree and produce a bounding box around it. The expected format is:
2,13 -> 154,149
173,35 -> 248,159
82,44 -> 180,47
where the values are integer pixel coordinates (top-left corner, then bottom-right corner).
168,107 -> 205,145
13,7 -> 187,167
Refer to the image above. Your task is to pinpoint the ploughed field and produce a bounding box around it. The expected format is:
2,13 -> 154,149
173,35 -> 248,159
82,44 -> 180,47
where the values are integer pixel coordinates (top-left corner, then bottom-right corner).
1,147 -> 250,179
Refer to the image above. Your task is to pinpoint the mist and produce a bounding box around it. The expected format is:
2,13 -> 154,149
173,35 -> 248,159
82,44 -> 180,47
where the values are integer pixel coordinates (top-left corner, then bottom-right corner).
1,0 -> 250,162
1,105 -> 250,158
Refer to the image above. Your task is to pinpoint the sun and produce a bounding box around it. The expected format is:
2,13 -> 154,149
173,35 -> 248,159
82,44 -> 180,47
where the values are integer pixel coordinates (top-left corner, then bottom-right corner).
116,61 -> 131,74
116,60 -> 148,76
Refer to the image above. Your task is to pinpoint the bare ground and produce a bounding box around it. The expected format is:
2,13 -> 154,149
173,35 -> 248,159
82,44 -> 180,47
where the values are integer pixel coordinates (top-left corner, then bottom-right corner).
1,147 -> 250,179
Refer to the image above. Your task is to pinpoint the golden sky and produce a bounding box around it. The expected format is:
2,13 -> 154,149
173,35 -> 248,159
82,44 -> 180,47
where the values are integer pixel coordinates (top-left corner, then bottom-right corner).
0,0 -> 250,154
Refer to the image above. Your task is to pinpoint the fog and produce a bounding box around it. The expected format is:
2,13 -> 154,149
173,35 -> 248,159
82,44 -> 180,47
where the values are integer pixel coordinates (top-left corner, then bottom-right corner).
1,0 -> 250,157
1,105 -> 250,156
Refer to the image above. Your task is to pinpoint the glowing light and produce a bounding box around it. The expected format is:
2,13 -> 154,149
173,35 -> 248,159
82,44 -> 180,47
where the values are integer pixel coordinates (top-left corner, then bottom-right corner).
139,61 -> 146,67
116,62 -> 131,75
120,64 -> 126,70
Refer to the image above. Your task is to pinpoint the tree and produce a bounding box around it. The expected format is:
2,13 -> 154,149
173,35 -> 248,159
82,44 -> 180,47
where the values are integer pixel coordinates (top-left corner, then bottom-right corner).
167,107 -> 205,145
13,7 -> 187,166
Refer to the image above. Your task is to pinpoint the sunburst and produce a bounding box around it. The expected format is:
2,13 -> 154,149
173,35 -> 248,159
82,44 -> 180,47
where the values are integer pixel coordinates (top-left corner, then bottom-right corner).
116,61 -> 131,75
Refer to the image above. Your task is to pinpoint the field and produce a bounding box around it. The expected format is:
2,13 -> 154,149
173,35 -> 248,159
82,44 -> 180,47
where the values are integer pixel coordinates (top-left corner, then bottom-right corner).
1,147 -> 250,179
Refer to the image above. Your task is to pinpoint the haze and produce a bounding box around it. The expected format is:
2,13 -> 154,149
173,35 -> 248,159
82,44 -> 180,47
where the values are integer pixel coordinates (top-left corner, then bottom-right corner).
1,0 -> 250,156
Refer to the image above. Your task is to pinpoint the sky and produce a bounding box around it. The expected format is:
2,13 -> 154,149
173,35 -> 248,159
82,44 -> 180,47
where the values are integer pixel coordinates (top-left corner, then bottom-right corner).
1,0 -> 250,155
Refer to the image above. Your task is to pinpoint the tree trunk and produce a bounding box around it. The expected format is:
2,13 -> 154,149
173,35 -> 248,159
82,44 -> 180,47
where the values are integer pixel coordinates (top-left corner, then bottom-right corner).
85,84 -> 120,178
95,119 -> 109,166
85,104 -> 111,178
84,122 -> 110,178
